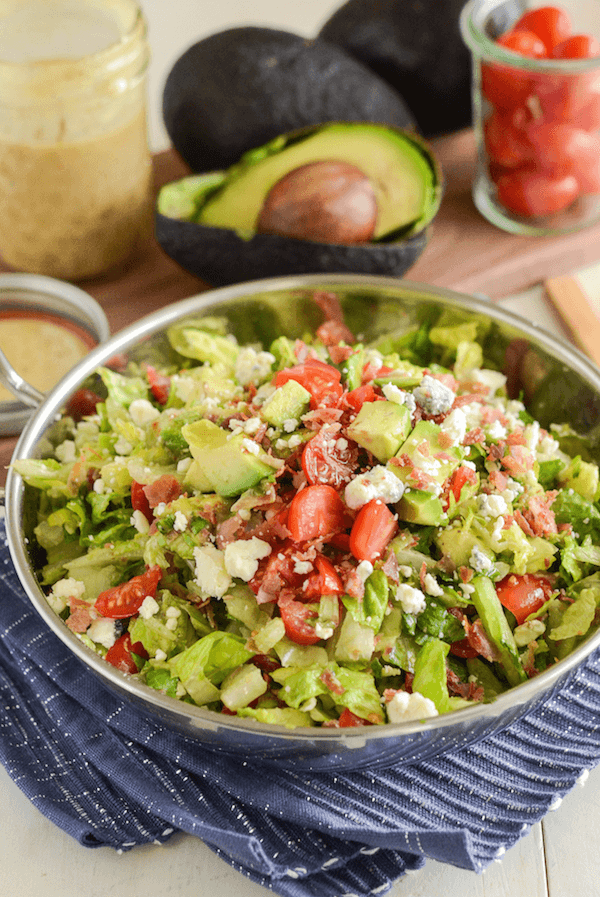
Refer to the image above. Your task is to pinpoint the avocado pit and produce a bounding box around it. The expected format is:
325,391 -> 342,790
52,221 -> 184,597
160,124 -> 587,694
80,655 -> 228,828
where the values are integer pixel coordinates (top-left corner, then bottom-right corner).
256,160 -> 377,244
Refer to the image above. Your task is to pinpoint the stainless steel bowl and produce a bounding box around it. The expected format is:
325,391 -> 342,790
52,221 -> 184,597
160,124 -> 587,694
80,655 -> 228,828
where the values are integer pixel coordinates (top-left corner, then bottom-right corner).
6,274 -> 600,772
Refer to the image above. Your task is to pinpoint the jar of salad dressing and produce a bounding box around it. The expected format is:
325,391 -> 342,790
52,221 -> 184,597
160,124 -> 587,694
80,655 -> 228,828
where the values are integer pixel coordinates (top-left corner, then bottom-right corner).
0,0 -> 153,281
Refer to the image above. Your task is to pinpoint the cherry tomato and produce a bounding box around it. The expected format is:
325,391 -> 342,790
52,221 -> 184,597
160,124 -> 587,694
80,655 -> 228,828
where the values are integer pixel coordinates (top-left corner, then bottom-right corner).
494,168 -> 579,217
482,30 -> 547,109
95,565 -> 162,619
287,484 -> 346,543
105,632 -> 148,674
131,480 -> 153,524
303,555 -> 344,600
349,499 -> 398,563
344,384 -> 378,411
274,358 -> 343,409
146,364 -> 171,405
338,708 -> 370,727
525,120 -> 600,171
495,573 -> 555,625
448,465 -> 478,504
512,6 -> 572,53
301,430 -> 357,488
484,109 -> 533,168
552,34 -> 600,59
65,388 -> 103,421
279,599 -> 321,645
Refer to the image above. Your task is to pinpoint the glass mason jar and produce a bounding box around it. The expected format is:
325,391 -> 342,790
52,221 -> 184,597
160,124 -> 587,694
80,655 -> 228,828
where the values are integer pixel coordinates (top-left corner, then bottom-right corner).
460,0 -> 600,235
0,0 -> 153,281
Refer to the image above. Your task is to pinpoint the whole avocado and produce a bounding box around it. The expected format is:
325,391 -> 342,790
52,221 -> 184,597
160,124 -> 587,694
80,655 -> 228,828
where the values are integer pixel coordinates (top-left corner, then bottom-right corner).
318,0 -> 472,137
162,26 -> 416,172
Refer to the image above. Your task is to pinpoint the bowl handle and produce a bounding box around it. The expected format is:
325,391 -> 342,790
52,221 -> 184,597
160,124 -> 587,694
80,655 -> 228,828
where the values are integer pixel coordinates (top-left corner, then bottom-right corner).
0,347 -> 45,408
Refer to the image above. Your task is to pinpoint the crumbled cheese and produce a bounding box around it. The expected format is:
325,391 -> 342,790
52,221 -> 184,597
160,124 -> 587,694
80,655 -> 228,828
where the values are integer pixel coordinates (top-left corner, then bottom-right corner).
155,502 -> 167,516
395,583 -> 427,615
194,545 -> 232,597
293,557 -> 314,574
154,648 -> 168,662
501,478 -> 524,504
344,465 -> 405,509
460,401 -> 485,431
477,494 -> 508,519
382,382 -> 417,414
243,417 -> 262,435
166,606 -> 181,618
242,437 -> 260,456
87,618 -> 118,649
385,689 -> 438,723
287,434 -> 303,449
177,457 -> 192,474
356,560 -> 374,583
469,545 -> 494,573
114,435 -> 133,456
471,368 -> 507,397
129,398 -> 161,426
486,419 -> 507,441
93,477 -> 106,494
283,418 -> 298,433
130,509 -> 150,534
235,347 -> 276,386
166,617 -> 179,631
413,374 -> 455,416
173,511 -> 188,532
55,439 -> 76,463
139,595 -> 160,619
223,537 -> 272,582
524,420 -> 541,452
423,573 -> 444,597
398,565 -> 412,579
440,407 -> 467,446
48,577 -> 85,613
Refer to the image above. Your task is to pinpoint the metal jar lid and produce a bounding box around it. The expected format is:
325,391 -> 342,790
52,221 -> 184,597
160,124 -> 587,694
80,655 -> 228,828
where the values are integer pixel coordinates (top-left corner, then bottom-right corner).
0,273 -> 110,435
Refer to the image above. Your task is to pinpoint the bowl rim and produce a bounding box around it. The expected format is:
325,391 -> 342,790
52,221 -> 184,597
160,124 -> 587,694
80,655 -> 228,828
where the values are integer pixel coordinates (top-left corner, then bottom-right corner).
6,272 -> 600,746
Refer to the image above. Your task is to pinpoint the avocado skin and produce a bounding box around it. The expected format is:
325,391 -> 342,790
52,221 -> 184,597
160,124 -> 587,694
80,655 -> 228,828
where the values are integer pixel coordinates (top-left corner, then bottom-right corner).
318,0 -> 471,137
162,26 -> 416,173
155,210 -> 427,287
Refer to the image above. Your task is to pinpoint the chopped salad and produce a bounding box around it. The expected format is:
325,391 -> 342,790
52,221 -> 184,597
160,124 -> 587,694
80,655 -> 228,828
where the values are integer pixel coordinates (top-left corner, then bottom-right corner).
14,292 -> 600,729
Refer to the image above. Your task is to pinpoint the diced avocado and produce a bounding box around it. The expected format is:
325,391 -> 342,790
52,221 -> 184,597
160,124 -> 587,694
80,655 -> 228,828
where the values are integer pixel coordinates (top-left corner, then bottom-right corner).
435,521 -> 480,567
220,664 -> 268,711
346,400 -> 412,462
396,489 -> 446,526
374,361 -> 425,389
392,420 -> 462,486
183,459 -> 213,493
182,419 -> 274,497
196,122 -> 440,240
260,379 -> 311,428
557,456 -> 599,502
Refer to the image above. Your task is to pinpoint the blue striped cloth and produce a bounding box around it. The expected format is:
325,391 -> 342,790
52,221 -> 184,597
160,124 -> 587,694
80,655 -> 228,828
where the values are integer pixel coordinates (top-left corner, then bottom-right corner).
1,516 -> 600,897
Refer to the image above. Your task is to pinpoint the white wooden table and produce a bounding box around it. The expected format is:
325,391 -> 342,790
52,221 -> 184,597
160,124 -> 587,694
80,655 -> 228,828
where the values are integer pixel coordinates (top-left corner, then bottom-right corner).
3,2 -> 600,894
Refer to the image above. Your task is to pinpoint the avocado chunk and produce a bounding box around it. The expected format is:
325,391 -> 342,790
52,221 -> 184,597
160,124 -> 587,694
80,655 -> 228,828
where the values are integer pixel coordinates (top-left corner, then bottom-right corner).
392,420 -> 462,487
396,489 -> 446,526
260,379 -> 311,428
197,122 -> 440,242
162,26 -> 415,173
182,419 -> 274,497
346,399 -> 412,462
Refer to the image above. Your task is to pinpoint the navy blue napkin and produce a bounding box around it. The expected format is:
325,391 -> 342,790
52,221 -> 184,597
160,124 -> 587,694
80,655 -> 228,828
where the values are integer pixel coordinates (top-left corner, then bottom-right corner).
1,516 -> 600,897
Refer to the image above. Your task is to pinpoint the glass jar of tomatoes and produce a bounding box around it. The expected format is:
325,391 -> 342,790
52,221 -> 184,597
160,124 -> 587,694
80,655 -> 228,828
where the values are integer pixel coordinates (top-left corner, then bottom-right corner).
460,1 -> 600,235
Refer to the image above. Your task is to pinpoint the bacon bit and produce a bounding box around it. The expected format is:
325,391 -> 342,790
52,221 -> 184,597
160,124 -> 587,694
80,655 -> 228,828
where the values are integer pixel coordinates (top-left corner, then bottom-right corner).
506,430 -> 527,446
302,406 -> 344,430
216,515 -> 247,549
501,444 -> 533,476
381,550 -> 399,584
66,606 -> 93,633
313,290 -> 355,337
431,372 -> 459,392
361,360 -> 383,383
460,379 -> 490,396
416,439 -> 431,457
327,343 -> 355,364
407,467 -> 435,490
488,469 -> 508,492
464,618 -> 502,663
437,554 -> 457,575
459,566 -> 474,583
521,642 -> 542,678
558,522 -> 573,533
316,319 -> 354,349
143,474 -> 182,508
516,493 -> 558,538
503,513 -> 514,529
438,430 -> 455,450
342,564 -> 366,600
104,352 -> 129,372
389,453 -> 413,468
447,668 -> 484,702
419,561 -> 428,591
320,667 -> 346,696
464,427 -> 486,446
404,672 -> 414,693
453,393 -> 486,407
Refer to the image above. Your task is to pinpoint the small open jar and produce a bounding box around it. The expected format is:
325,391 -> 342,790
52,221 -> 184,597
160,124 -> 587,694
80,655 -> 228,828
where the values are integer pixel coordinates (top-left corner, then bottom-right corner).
0,0 -> 153,280
460,0 -> 600,235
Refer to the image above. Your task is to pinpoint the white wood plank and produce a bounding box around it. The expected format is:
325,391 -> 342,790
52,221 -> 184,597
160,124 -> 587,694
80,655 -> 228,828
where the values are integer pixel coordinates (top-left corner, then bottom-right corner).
388,825 -> 548,897
542,764 -> 600,897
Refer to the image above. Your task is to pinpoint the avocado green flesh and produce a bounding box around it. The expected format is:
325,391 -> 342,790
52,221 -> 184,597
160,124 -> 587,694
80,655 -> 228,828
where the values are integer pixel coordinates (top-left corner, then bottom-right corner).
195,123 -> 439,240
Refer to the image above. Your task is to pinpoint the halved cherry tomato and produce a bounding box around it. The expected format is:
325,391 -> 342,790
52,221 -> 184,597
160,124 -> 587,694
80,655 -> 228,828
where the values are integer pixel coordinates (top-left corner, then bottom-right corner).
105,632 -> 148,673
512,6 -> 571,53
287,485 -> 346,543
552,34 -> 600,59
301,430 -> 357,488
338,708 -> 371,727
146,364 -> 171,405
303,555 -> 344,600
66,388 -> 103,421
448,465 -> 478,504
344,384 -> 378,411
494,168 -> 579,217
274,358 -> 343,409
95,565 -> 162,619
349,499 -> 398,563
279,599 -> 321,645
495,573 -> 554,625
131,480 -> 153,524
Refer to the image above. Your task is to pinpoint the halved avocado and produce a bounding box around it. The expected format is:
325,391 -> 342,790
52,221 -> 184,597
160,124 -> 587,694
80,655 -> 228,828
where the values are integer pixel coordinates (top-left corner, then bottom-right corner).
162,26 -> 416,173
155,122 -> 442,287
